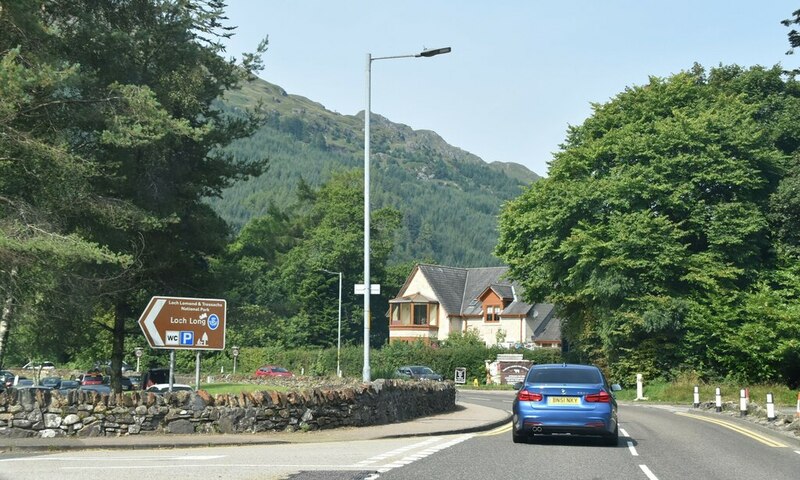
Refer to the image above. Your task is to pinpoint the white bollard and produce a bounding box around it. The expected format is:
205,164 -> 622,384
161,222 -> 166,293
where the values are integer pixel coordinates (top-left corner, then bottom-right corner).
715,387 -> 722,412
636,373 -> 644,400
739,389 -> 747,416
795,392 -> 800,418
766,392 -> 776,421
693,385 -> 700,408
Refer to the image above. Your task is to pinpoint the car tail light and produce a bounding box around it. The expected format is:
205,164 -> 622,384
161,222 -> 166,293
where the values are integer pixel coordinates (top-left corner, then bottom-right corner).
517,389 -> 543,402
584,389 -> 611,403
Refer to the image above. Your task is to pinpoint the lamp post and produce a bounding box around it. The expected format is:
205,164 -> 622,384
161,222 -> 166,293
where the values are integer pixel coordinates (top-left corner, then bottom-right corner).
363,47 -> 451,382
321,269 -> 343,377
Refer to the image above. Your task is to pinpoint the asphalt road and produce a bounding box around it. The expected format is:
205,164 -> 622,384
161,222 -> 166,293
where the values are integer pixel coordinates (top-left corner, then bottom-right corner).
1,394 -> 799,480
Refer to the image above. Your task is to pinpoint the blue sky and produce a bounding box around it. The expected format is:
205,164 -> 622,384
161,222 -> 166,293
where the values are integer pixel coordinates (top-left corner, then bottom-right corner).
222,1 -> 797,177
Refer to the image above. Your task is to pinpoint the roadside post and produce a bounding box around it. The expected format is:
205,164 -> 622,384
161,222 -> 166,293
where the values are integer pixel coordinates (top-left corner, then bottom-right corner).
692,385 -> 700,408
795,392 -> 800,418
739,389 -> 747,416
635,373 -> 645,400
134,346 -> 143,372
454,367 -> 467,385
715,387 -> 722,412
766,392 -> 776,421
232,345 -> 239,374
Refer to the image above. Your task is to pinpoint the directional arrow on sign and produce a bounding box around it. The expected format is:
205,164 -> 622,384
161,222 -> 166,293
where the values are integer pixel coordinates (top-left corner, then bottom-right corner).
141,298 -> 167,346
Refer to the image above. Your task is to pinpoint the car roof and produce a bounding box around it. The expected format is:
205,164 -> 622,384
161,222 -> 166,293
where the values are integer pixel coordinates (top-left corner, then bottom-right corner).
531,363 -> 600,370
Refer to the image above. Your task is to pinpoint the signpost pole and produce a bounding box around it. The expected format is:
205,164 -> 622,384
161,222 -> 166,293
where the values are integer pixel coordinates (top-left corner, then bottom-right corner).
169,350 -> 175,393
195,350 -> 201,391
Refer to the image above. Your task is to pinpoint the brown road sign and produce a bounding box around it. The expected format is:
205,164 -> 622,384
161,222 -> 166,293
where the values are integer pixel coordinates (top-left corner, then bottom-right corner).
138,296 -> 226,350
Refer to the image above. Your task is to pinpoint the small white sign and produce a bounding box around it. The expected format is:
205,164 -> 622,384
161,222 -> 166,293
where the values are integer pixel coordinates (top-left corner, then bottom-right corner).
454,367 -> 467,384
354,284 -> 381,295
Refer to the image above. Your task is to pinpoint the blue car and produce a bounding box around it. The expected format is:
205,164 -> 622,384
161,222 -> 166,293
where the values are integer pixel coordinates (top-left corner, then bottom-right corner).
512,363 -> 622,445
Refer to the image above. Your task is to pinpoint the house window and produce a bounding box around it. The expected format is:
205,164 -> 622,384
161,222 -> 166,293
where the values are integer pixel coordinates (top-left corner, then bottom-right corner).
413,304 -> 428,325
485,305 -> 501,323
391,302 -> 438,326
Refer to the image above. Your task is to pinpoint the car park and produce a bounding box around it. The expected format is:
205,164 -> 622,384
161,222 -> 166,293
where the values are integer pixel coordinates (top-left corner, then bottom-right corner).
511,363 -> 622,445
254,365 -> 293,378
395,365 -> 443,381
145,383 -> 193,394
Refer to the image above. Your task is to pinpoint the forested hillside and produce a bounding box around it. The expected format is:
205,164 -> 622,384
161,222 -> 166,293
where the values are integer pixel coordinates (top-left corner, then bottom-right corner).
211,78 -> 541,266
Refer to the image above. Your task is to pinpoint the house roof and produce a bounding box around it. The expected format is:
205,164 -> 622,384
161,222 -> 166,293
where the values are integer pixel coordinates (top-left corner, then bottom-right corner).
396,264 -> 560,344
389,292 -> 437,304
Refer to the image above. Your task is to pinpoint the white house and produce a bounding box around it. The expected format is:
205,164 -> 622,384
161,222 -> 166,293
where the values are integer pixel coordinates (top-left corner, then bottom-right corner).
388,264 -> 561,348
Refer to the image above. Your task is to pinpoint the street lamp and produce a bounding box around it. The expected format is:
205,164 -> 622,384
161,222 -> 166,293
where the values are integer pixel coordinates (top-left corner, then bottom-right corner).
363,46 -> 451,382
321,268 -> 343,377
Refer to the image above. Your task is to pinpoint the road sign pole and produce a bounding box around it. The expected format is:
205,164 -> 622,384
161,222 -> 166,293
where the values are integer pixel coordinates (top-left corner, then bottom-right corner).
169,349 -> 175,393
195,350 -> 201,391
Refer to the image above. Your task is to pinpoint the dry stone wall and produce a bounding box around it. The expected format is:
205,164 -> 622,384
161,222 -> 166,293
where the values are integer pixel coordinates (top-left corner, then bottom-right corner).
0,379 -> 455,438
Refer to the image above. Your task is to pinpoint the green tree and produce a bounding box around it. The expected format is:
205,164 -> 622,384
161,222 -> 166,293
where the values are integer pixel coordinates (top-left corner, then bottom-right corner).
0,1 -> 268,388
497,65 -> 800,384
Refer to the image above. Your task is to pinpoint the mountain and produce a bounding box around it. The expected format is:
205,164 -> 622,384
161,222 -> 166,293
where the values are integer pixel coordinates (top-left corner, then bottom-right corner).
212,77 -> 541,266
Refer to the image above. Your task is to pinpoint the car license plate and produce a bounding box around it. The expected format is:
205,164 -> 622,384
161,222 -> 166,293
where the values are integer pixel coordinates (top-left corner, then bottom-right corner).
548,396 -> 579,405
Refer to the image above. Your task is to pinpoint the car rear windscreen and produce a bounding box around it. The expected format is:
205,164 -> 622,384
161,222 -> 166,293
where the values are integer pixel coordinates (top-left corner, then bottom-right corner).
527,368 -> 602,384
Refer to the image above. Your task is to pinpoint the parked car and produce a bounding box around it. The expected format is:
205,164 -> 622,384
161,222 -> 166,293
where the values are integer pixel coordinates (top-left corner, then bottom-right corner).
127,374 -> 142,390
40,376 -> 62,389
145,383 -> 193,394
395,365 -> 443,381
22,361 -> 55,370
79,372 -> 105,386
254,365 -> 293,378
0,370 -> 15,388
79,384 -> 112,395
511,363 -> 622,445
94,360 -> 132,374
57,380 -> 81,394
119,376 -> 134,391
141,368 -> 174,389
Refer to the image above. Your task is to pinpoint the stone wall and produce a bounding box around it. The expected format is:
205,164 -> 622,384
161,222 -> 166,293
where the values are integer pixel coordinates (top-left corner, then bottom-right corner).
0,379 -> 456,438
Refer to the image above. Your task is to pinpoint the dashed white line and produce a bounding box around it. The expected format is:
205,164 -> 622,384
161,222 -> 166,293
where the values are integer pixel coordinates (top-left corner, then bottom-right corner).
639,465 -> 659,480
620,427 -> 638,456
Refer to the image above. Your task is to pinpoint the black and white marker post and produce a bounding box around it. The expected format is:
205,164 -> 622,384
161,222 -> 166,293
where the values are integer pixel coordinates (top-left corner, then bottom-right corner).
715,387 -> 722,412
766,392 -> 776,421
739,388 -> 748,417
693,385 -> 700,408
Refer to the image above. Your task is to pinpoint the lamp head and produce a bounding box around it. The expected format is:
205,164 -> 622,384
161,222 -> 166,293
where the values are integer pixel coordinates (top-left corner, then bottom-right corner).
417,47 -> 452,57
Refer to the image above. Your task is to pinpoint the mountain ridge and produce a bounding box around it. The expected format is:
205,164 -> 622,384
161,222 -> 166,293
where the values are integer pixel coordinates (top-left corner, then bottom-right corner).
213,76 -> 542,266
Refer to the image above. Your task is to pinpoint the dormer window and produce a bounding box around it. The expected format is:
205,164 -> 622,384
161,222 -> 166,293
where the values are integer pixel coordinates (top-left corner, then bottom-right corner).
485,305 -> 501,323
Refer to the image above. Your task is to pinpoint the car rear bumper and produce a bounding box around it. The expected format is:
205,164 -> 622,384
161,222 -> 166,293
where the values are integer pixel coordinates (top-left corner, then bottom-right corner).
513,411 -> 616,436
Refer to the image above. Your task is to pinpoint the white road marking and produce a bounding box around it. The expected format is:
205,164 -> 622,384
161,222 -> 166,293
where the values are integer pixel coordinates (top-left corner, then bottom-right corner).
376,434 -> 473,473
640,464 -> 659,480
0,455 -> 226,462
619,427 -> 638,456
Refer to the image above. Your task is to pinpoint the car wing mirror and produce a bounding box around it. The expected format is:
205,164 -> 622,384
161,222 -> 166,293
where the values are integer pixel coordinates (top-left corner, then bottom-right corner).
611,384 -> 622,392
513,382 -> 523,391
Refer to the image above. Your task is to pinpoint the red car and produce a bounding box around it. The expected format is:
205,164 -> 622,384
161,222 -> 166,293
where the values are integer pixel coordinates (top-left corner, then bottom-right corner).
79,372 -> 105,386
254,365 -> 293,378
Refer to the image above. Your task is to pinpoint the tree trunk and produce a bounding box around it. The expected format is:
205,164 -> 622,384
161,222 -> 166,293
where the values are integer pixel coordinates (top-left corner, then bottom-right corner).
0,266 -> 18,368
110,302 -> 128,393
